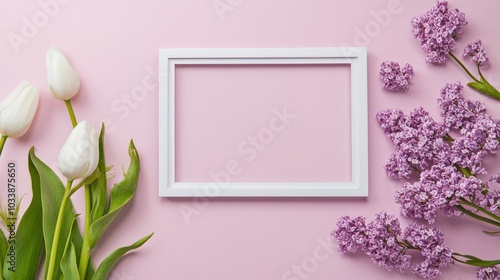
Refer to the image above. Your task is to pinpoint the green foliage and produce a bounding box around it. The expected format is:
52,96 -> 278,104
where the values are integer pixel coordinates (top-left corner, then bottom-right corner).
467,72 -> 500,101
2,148 -> 44,280
5,136 -> 152,280
60,219 -> 79,280
0,46 -> 151,280
454,253 -> 500,267
30,149 -> 82,280
0,129 -> 150,280
0,227 -> 6,280
92,233 -> 153,280
88,140 -> 141,250
89,125 -> 108,224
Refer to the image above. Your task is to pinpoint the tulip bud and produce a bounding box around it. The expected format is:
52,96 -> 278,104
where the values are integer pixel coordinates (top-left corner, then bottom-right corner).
0,80 -> 39,138
58,121 -> 99,180
46,46 -> 81,100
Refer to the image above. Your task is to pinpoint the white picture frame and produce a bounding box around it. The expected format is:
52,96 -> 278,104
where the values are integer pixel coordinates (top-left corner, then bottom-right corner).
159,47 -> 368,197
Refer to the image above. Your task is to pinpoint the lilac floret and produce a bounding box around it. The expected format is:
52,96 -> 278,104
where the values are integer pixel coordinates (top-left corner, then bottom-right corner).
364,212 -> 412,272
411,0 -> 467,64
451,114 -> 500,174
464,40 -> 490,67
395,164 -> 482,223
475,175 -> 500,212
331,216 -> 367,254
377,108 -> 450,179
332,214 -> 455,278
477,266 -> 500,280
438,82 -> 487,130
380,61 -> 414,91
332,213 -> 412,272
404,223 -> 454,279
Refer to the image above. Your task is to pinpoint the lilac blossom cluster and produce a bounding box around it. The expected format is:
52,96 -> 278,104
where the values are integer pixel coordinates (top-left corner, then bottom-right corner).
380,61 -> 414,91
376,107 -> 449,179
336,1 -> 500,278
404,223 -> 454,279
395,164 -> 482,224
477,175 -> 500,213
437,82 -> 486,130
464,40 -> 490,67
438,83 -> 500,175
378,82 -> 500,224
476,266 -> 500,280
411,0 -> 467,64
332,212 -> 453,279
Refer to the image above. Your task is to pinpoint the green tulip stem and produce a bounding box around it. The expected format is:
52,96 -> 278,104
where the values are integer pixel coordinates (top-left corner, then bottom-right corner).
448,51 -> 481,83
79,185 -> 92,279
0,135 -> 8,157
46,179 -> 73,280
64,99 -> 78,128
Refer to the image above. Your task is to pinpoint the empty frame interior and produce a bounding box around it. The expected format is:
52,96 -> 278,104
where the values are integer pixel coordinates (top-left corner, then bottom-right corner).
159,48 -> 367,197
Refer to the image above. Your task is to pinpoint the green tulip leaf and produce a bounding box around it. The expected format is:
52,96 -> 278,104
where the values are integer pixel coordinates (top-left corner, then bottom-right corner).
60,218 -> 79,280
92,233 -> 153,280
3,147 -> 44,280
90,125 -> 108,224
29,148 -> 80,280
70,217 -> 94,280
59,242 -> 78,280
88,140 -> 140,250
0,230 -> 6,280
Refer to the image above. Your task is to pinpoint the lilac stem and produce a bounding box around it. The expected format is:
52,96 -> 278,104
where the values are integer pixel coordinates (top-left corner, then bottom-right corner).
455,204 -> 500,228
449,52 -> 481,83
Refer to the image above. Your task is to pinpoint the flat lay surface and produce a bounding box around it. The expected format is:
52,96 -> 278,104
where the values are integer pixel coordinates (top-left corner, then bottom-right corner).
1,0 -> 500,279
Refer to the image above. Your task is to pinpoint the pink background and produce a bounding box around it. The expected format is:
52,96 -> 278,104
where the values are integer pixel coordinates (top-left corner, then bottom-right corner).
1,0 -> 500,279
175,64 -> 352,183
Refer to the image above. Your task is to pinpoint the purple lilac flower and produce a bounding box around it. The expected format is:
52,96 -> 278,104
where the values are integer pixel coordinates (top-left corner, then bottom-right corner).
404,222 -> 445,254
377,108 -> 406,136
332,213 -> 412,272
464,40 -> 490,67
364,212 -> 412,272
333,214 -> 457,278
404,223 -> 454,279
438,82 -> 487,130
412,260 -> 441,280
331,216 -> 367,254
384,153 -> 414,179
477,266 -> 500,280
475,175 -> 500,212
460,113 -> 500,153
380,61 -> 414,91
477,189 -> 500,213
377,108 -> 450,179
411,0 -> 467,64
395,164 -> 482,223
450,137 -> 489,175
450,114 -> 500,174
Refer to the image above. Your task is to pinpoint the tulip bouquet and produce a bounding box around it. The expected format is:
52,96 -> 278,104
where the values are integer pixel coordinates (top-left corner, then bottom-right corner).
0,47 -> 152,280
333,1 -> 500,280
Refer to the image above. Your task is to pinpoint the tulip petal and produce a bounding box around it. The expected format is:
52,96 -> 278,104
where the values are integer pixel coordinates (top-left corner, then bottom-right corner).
0,81 -> 39,138
58,121 -> 99,180
46,47 -> 81,100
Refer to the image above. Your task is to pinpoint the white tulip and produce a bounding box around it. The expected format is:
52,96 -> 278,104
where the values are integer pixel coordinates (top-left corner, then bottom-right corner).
58,121 -> 99,180
46,46 -> 81,100
0,80 -> 39,138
